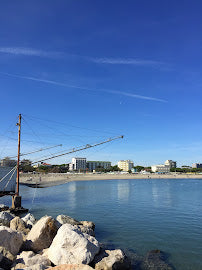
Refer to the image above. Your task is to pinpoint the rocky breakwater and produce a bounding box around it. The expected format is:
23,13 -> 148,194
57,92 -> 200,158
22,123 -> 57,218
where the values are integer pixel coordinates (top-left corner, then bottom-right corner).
0,208 -> 131,270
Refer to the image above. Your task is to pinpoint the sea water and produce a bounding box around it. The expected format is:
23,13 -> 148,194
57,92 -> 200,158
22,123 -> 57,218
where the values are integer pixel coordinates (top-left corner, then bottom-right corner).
1,178 -> 202,270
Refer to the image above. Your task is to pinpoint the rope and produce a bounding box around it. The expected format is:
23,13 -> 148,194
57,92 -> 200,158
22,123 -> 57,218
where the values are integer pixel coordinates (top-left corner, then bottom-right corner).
23,113 -> 119,135
3,166 -> 17,191
0,166 -> 17,183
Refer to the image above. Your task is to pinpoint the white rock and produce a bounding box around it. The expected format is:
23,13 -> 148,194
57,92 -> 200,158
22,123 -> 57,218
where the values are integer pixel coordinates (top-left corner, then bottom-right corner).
22,213 -> 36,228
16,251 -> 51,269
10,217 -> 30,237
95,249 -> 130,270
80,221 -> 95,231
48,224 -> 100,265
26,216 -> 58,252
0,226 -> 23,255
56,215 -> 81,226
24,264 -> 50,270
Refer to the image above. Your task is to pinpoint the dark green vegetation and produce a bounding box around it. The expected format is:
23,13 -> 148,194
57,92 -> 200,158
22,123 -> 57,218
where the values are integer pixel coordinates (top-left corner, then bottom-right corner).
170,167 -> 202,173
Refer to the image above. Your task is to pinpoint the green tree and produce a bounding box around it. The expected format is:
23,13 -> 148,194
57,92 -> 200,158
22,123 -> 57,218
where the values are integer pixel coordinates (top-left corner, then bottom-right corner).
134,166 -> 145,172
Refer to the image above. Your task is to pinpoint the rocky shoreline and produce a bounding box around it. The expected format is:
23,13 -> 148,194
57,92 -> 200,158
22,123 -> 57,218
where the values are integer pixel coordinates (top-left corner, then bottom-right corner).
0,205 -> 174,270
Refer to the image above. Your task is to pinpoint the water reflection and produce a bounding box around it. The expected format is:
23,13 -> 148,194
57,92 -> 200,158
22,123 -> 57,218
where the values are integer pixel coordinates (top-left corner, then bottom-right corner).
1,179 -> 202,270
117,181 -> 130,202
67,182 -> 77,209
151,181 -> 172,207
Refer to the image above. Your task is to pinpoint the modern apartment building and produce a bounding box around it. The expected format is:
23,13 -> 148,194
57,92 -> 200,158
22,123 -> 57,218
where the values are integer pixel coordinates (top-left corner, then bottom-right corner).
165,160 -> 177,168
69,157 -> 86,171
118,160 -> 134,172
86,161 -> 111,171
192,163 -> 202,168
151,164 -> 170,173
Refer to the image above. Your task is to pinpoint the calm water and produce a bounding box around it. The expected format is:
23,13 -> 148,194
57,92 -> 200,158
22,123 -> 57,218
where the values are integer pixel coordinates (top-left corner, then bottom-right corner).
1,178 -> 202,270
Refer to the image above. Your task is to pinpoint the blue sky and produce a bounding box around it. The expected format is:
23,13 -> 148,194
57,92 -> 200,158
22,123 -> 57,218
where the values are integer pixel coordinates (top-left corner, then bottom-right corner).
0,0 -> 202,166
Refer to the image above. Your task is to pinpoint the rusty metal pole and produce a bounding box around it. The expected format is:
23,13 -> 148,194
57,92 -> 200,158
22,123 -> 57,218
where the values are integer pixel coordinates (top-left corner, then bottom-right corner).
16,113 -> 21,196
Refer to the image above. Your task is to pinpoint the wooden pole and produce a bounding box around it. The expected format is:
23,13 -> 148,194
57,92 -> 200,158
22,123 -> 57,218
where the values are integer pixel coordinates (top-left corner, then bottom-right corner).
16,114 -> 21,196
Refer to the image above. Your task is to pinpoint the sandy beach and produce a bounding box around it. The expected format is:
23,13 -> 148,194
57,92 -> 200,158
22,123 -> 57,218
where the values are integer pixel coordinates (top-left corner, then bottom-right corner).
19,172 -> 202,187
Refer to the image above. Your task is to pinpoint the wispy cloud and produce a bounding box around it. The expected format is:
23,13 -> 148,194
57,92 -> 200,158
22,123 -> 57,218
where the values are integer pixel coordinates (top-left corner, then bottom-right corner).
104,89 -> 166,102
0,47 -> 62,58
0,72 -> 167,103
87,57 -> 163,67
0,47 -> 165,67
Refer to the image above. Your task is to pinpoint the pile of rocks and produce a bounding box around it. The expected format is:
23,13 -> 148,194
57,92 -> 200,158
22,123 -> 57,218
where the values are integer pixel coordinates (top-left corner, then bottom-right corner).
0,209 -> 130,270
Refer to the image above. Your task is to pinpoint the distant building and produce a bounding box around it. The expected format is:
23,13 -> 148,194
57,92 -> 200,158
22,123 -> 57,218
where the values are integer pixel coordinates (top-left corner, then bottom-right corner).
192,163 -> 202,169
40,162 -> 52,167
86,161 -> 111,172
118,160 -> 134,172
69,157 -> 86,171
151,164 -> 170,173
131,168 -> 137,173
0,157 -> 17,167
165,160 -> 177,168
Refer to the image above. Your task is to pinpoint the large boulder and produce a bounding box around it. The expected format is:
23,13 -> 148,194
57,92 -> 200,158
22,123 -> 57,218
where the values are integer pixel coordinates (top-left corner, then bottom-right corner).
10,217 -> 30,239
0,212 -> 15,227
0,246 -> 16,270
13,251 -> 51,269
22,213 -> 36,229
94,249 -> 131,270
0,226 -> 23,255
26,216 -> 58,252
56,215 -> 81,226
48,224 -> 100,265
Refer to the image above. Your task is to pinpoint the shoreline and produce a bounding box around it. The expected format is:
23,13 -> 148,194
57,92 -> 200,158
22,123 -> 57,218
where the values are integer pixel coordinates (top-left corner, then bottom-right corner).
20,172 -> 202,188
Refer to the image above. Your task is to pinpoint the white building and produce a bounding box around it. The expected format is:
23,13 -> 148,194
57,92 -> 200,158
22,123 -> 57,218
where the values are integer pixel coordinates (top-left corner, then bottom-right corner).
118,160 -> 134,172
0,157 -> 17,167
165,160 -> 177,168
69,158 -> 86,171
86,161 -> 111,172
151,164 -> 170,173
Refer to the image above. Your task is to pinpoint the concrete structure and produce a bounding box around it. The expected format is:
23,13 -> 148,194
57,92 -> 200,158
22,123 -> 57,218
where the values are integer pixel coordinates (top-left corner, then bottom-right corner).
69,157 -> 86,171
0,157 -> 17,167
165,160 -> 177,168
118,160 -> 134,172
192,163 -> 202,168
86,161 -> 111,172
151,164 -> 170,173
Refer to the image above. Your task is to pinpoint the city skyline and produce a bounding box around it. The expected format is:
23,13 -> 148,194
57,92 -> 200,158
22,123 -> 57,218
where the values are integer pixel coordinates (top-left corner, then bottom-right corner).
1,1 -> 202,166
